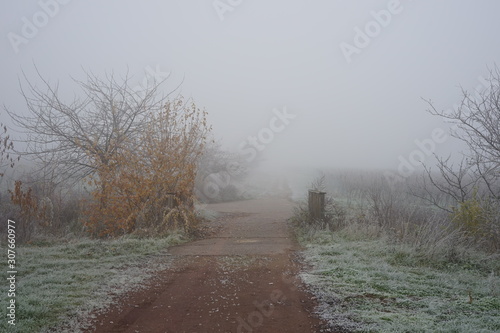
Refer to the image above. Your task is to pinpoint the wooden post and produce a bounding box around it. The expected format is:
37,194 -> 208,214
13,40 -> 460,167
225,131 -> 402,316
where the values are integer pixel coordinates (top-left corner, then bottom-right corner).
166,193 -> 177,209
308,190 -> 326,220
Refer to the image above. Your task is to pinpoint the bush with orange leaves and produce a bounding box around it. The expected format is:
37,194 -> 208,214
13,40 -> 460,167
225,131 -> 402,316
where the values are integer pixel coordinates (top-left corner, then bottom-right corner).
84,97 -> 210,237
9,180 -> 55,242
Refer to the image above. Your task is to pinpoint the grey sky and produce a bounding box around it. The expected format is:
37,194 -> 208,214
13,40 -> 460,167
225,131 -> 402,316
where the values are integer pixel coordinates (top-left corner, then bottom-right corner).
1,0 -> 500,172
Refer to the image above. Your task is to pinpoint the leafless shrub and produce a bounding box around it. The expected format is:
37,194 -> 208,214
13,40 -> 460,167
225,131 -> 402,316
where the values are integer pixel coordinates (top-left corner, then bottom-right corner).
417,66 -> 500,251
195,141 -> 249,203
294,169 -> 498,267
6,68 -> 176,185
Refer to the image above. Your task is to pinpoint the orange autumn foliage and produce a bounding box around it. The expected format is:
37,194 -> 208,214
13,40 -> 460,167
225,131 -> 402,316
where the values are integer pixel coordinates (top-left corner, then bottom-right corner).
83,97 -> 210,237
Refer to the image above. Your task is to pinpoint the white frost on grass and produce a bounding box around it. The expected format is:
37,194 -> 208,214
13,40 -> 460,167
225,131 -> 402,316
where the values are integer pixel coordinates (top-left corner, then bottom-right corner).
299,231 -> 500,332
1,234 -> 184,333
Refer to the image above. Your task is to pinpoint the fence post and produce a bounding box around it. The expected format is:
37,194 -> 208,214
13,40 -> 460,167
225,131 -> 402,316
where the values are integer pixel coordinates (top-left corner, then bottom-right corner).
308,190 -> 326,220
166,193 -> 177,209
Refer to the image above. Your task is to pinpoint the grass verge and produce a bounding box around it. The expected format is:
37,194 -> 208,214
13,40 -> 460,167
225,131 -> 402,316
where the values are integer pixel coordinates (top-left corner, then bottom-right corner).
297,229 -> 500,332
1,233 -> 186,333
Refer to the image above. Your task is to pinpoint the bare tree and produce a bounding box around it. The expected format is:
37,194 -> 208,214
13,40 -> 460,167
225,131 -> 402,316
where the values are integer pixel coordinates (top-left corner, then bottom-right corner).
416,66 -> 500,250
415,157 -> 478,213
0,120 -> 17,179
195,141 -> 250,203
419,66 -> 500,207
5,68 -> 178,185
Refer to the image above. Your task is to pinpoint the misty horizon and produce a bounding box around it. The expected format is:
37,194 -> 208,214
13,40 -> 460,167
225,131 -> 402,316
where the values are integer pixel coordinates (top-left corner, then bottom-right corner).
2,1 -> 500,174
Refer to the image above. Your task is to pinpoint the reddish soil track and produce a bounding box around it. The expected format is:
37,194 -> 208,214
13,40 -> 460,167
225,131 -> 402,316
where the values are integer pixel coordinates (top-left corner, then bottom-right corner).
86,198 -> 332,333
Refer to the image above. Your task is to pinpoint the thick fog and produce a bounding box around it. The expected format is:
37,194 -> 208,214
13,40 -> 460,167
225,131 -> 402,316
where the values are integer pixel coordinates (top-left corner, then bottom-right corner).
2,0 -> 500,175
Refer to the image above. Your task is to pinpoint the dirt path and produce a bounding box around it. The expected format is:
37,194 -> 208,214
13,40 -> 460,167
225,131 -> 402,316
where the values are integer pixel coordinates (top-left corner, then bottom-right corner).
87,198 -> 331,333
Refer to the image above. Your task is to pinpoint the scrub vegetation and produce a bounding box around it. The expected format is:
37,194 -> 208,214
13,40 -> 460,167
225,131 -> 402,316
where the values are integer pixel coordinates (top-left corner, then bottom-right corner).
291,171 -> 500,332
1,66 -> 499,332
